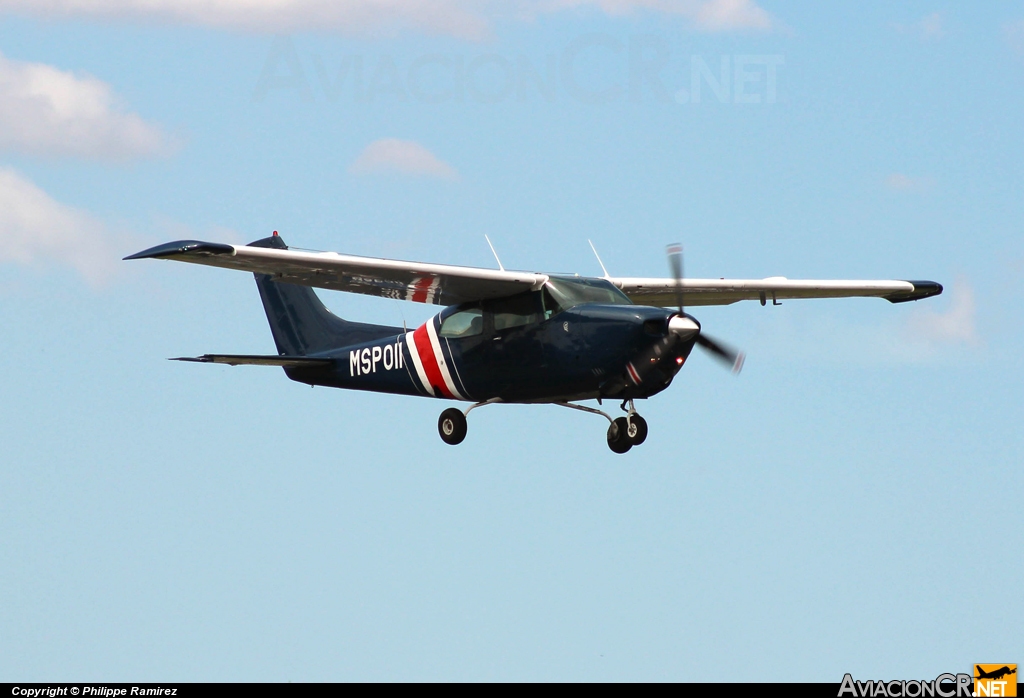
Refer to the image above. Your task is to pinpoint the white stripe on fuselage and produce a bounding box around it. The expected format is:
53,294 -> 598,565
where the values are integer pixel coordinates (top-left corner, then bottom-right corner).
405,330 -> 435,396
443,336 -> 470,399
425,319 -> 466,400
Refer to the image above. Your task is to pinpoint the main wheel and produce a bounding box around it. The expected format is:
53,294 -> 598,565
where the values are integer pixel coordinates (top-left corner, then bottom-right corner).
438,408 -> 467,445
626,415 -> 648,445
607,417 -> 632,454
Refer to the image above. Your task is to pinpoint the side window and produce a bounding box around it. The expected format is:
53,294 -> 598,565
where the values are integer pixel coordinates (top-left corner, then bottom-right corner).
490,292 -> 544,331
439,308 -> 484,338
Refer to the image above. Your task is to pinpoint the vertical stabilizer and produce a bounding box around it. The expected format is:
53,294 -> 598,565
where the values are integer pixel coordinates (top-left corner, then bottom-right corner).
249,234 -> 400,355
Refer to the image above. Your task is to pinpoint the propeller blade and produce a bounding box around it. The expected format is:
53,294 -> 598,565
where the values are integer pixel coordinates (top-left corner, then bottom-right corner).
665,242 -> 745,376
666,243 -> 684,313
696,334 -> 745,374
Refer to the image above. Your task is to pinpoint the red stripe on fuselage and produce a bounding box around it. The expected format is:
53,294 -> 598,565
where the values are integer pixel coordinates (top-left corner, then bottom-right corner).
413,323 -> 452,397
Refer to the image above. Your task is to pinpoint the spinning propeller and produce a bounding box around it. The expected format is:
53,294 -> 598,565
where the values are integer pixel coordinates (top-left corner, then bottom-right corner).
666,243 -> 745,374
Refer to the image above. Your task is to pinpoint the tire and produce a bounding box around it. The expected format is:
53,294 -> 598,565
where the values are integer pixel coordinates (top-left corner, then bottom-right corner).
607,417 -> 632,454
438,408 -> 467,445
626,415 -> 648,446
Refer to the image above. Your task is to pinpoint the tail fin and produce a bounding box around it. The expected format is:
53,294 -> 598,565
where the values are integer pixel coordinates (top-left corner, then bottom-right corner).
249,234 -> 401,356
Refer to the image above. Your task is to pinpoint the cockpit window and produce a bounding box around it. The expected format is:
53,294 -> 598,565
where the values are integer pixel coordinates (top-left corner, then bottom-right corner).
488,292 -> 544,331
546,277 -> 632,310
439,307 -> 484,337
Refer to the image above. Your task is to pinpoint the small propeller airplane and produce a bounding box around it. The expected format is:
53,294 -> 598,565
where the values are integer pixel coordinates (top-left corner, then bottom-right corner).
126,232 -> 942,453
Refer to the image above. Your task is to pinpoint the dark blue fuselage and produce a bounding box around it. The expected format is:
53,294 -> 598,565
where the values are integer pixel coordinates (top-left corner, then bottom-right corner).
285,302 -> 696,404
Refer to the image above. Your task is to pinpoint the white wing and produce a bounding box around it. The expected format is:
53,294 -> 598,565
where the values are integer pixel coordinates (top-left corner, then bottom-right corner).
125,237 -> 548,306
126,237 -> 942,307
609,276 -> 943,306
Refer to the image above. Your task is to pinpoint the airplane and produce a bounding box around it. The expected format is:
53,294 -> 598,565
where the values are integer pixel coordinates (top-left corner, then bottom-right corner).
975,666 -> 1016,681
125,232 -> 943,453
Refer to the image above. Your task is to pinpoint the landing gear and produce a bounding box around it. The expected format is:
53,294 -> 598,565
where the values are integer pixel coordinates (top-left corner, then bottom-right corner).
438,408 -> 467,445
437,398 -> 501,445
607,413 -> 648,453
438,399 -> 648,453
555,399 -> 650,454
607,417 -> 633,453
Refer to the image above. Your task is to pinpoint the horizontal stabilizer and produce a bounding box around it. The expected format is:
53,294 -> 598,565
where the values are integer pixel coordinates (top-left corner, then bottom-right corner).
171,354 -> 334,368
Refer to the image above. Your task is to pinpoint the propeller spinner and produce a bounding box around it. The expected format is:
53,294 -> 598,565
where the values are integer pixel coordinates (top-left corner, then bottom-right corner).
665,243 -> 745,374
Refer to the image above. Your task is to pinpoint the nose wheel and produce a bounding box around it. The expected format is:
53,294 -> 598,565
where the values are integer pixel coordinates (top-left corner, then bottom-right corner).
556,400 -> 649,454
607,418 -> 631,453
626,414 -> 648,445
607,414 -> 649,453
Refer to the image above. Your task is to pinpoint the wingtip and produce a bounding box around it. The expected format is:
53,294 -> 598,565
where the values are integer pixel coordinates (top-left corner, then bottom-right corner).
123,240 -> 235,261
886,280 -> 944,303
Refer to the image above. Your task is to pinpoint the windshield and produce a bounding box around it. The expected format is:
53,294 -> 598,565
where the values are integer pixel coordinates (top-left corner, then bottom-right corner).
546,277 -> 632,311
437,279 -> 631,337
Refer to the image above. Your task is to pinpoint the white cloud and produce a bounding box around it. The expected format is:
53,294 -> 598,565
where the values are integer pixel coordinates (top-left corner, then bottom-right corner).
749,278 -> 978,367
692,0 -> 771,32
534,0 -> 771,31
349,138 -> 458,179
886,173 -> 934,192
919,12 -> 944,40
0,0 -> 774,37
0,167 -> 125,284
904,277 -> 978,346
0,51 -> 171,160
893,12 -> 945,41
0,0 -> 486,38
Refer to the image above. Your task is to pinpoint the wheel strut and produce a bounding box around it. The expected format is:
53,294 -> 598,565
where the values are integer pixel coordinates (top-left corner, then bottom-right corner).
437,398 -> 502,446
554,401 -> 614,424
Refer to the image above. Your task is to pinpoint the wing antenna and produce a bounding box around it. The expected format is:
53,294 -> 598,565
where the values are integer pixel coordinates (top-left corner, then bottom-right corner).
666,242 -> 684,314
484,235 -> 505,271
588,239 -> 610,278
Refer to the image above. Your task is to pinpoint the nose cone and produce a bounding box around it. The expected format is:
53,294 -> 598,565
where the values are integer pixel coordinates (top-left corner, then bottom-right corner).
668,315 -> 700,340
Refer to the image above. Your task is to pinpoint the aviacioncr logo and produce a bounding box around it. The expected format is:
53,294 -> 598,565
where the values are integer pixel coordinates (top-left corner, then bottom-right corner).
838,673 -> 974,698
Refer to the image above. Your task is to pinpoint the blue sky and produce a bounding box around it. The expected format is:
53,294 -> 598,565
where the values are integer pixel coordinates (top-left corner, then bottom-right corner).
1,0 -> 1021,682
